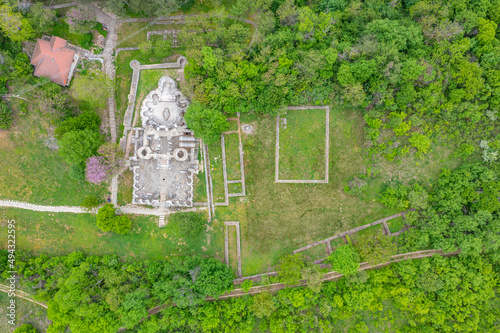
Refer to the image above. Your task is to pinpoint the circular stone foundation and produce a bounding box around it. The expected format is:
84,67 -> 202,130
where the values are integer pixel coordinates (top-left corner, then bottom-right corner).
173,148 -> 189,161
137,147 -> 151,159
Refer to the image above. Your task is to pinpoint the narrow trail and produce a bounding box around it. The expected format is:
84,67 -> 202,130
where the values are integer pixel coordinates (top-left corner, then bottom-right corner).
0,284 -> 48,309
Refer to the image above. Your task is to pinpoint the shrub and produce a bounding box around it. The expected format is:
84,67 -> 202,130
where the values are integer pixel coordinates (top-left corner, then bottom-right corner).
96,204 -> 131,234
81,195 -> 100,212
327,245 -> 360,276
241,279 -> 253,293
409,132 -> 431,154
58,129 -> 103,166
168,212 -> 205,239
69,163 -> 86,182
13,324 -> 38,333
184,102 -> 229,145
277,253 -> 305,285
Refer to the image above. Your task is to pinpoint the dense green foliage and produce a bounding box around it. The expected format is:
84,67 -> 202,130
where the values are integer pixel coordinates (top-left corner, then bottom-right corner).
184,0 -> 500,159
184,101 -> 229,144
355,230 -> 398,265
136,255 -> 499,332
13,324 -> 38,333
96,204 -> 132,234
382,162 -> 500,261
2,252 -> 234,333
0,100 -> 12,129
277,253 -> 305,285
327,244 -> 360,276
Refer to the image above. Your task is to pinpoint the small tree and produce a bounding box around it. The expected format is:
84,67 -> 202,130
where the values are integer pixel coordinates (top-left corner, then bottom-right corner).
58,129 -> 103,167
28,3 -> 56,31
96,204 -> 131,234
355,231 -> 397,265
241,279 -> 253,293
301,265 -> 323,292
81,195 -> 100,212
277,253 -> 305,285
328,245 -> 360,276
168,212 -> 205,239
13,324 -> 38,333
98,142 -> 125,175
85,156 -> 110,184
184,102 -> 229,145
250,292 -> 275,318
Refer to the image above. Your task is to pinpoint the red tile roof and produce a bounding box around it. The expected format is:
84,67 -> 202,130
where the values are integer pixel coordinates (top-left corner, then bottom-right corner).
30,36 -> 75,86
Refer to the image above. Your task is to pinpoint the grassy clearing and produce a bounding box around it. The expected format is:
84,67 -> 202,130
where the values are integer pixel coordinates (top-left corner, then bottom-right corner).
0,207 -> 220,260
208,141 -> 225,202
350,225 -> 385,244
117,169 -> 133,206
224,133 -> 241,180
388,216 -> 405,233
0,130 -> 107,206
278,108 -> 327,180
228,119 -> 239,131
0,293 -> 49,332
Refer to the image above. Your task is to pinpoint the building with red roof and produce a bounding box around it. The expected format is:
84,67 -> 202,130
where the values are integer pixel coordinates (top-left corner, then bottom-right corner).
30,36 -> 79,86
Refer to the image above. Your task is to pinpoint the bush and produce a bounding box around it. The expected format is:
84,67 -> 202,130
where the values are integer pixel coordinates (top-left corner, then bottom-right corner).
54,111 -> 101,139
58,129 -> 103,167
96,204 -> 131,234
69,163 -> 86,182
327,245 -> 360,276
168,212 -> 205,239
184,102 -> 229,145
13,324 -> 38,333
241,279 -> 253,293
81,195 -> 100,212
277,253 -> 305,285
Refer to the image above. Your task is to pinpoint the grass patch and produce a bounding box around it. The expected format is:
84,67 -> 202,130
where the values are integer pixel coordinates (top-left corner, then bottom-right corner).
228,119 -> 239,131
387,216 -> 405,233
117,22 -> 179,48
0,207 -> 219,260
227,225 -> 239,274
0,131 -> 107,206
209,141 -> 225,202
278,108 -> 327,180
224,133 -> 241,180
117,169 -> 133,206
350,224 -> 385,244
228,182 -> 242,194
301,244 -> 328,262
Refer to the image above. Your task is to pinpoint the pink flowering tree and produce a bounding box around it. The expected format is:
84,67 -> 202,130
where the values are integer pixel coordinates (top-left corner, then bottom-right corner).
66,5 -> 95,34
85,156 -> 110,184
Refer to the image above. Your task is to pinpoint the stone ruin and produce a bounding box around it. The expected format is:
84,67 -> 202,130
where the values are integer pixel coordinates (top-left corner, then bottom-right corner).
129,76 -> 200,209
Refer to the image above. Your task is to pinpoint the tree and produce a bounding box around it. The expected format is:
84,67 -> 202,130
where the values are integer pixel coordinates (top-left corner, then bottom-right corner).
184,102 -> 229,145
28,2 -> 56,31
301,265 -> 323,292
96,204 -> 132,235
250,292 -> 275,318
85,156 -> 110,184
70,69 -> 111,109
328,245 -> 360,276
277,253 -> 305,285
97,142 -> 125,175
355,231 -> 397,265
81,195 -> 100,212
168,212 -> 206,239
54,111 -> 101,139
58,129 -> 103,167
13,324 -> 38,333
0,2 -> 34,41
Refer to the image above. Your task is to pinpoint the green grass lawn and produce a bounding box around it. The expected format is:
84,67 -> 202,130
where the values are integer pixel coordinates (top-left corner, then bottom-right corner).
228,182 -> 242,194
0,207 -> 220,260
194,150 -> 208,202
278,108 -> 327,180
116,22 -> 179,48
387,216 -> 405,234
209,141 -> 226,202
0,131 -> 107,206
224,133 -> 241,180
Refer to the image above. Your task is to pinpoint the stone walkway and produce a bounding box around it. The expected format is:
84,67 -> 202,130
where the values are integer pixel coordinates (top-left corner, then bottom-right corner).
0,199 -> 207,217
